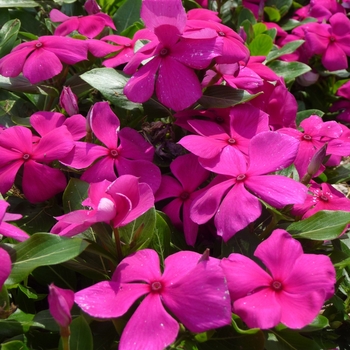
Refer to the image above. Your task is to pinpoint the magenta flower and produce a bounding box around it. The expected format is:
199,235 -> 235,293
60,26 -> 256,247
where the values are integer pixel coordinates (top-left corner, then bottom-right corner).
0,199 -> 30,242
155,154 -> 210,246
178,104 -> 269,167
48,283 -> 74,328
123,0 -> 223,111
0,36 -> 88,84
0,126 -> 74,203
304,13 -> 350,71
191,132 -> 307,241
50,9 -> 116,38
221,229 -> 336,329
278,115 -> 343,178
51,175 -> 154,237
75,249 -> 231,350
62,102 -> 161,192
292,182 -> 350,219
0,248 -> 11,290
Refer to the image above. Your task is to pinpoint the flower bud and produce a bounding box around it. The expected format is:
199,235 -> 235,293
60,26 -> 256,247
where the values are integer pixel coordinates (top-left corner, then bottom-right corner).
48,283 -> 74,328
59,86 -> 79,116
297,71 -> 319,87
84,0 -> 101,14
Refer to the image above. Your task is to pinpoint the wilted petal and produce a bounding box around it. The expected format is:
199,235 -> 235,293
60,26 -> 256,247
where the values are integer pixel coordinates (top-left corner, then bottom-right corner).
120,293 -> 179,350
75,281 -> 149,318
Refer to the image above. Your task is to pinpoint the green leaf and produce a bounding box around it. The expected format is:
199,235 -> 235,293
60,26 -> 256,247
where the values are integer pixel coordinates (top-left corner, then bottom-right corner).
0,19 -> 20,58
237,7 -> 257,26
287,210 -> 350,240
3,233 -> 90,285
267,60 -> 311,83
80,68 -> 141,110
324,163 -> 350,183
62,178 -> 89,213
264,7 -> 281,22
113,0 -> 141,34
33,310 -> 60,332
232,314 -> 261,335
1,340 -> 29,350
199,86 -> 261,108
0,0 -> 40,6
248,34 -> 273,56
299,315 -> 329,332
265,40 -> 305,63
119,207 -> 156,255
266,0 -> 292,17
296,109 -> 324,126
67,316 -> 93,350
253,23 -> 267,36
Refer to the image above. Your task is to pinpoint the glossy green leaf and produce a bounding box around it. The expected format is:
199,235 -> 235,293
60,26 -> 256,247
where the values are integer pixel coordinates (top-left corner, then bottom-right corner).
0,19 -> 20,57
264,7 -> 281,21
119,207 -> 156,255
62,178 -> 89,213
199,86 -> 260,108
265,40 -> 305,63
113,0 -> 141,34
4,233 -> 90,285
66,316 -> 93,350
0,0 -> 40,7
299,315 -> 329,332
267,60 -> 311,83
80,68 -> 142,110
287,210 -> 350,240
1,340 -> 29,350
324,163 -> 350,183
232,314 -> 261,335
296,109 -> 324,125
249,34 -> 273,56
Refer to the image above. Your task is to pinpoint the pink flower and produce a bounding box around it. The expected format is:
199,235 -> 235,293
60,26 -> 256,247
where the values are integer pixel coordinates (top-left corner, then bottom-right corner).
50,9 -> 116,38
0,248 -> 11,290
75,249 -> 231,350
303,13 -> 350,71
221,229 -> 336,329
155,154 -> 210,246
292,182 -> 350,219
48,283 -> 74,328
51,175 -> 154,237
191,132 -> 307,241
0,126 -> 74,203
0,36 -> 88,84
123,0 -> 223,111
0,199 -> 30,242
62,102 -> 161,192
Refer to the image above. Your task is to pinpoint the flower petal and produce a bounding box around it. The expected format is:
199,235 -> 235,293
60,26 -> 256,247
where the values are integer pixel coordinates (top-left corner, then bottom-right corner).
0,222 -> 30,242
120,293 -> 179,350
0,248 -> 11,288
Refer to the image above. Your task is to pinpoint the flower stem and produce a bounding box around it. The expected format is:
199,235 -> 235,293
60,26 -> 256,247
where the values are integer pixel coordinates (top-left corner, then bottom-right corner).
60,326 -> 70,350
113,227 -> 123,262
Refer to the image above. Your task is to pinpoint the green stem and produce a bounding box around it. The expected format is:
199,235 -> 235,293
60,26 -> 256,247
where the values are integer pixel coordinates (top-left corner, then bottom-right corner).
60,326 -> 70,350
113,227 -> 123,263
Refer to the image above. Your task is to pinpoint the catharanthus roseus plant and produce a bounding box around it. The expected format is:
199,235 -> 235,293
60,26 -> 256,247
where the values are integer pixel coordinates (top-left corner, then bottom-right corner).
1,0 -> 350,349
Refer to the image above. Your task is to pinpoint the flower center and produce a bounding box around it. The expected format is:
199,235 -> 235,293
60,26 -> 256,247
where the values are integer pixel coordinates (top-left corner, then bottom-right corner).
271,280 -> 283,291
227,138 -> 236,145
110,149 -> 119,158
180,191 -> 190,201
319,194 -> 329,202
22,153 -> 31,161
160,48 -> 169,57
218,31 -> 226,37
303,134 -> 312,141
35,42 -> 43,48
151,281 -> 162,293
329,35 -> 336,43
124,43 -> 131,48
236,174 -> 246,182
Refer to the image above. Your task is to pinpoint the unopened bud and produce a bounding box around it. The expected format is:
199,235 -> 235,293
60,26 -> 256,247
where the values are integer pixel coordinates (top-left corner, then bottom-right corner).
48,283 -> 74,328
59,86 -> 79,116
84,0 -> 101,14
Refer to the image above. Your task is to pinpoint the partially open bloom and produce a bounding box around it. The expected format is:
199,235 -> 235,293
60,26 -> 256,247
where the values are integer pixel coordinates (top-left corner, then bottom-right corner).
75,249 -> 231,350
221,229 -> 336,329
48,283 -> 74,328
0,199 -> 30,242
